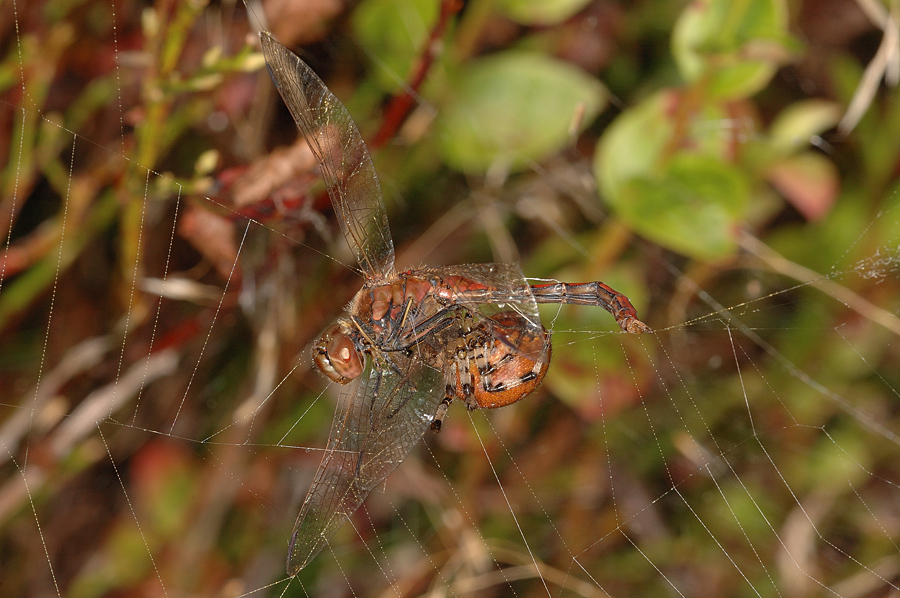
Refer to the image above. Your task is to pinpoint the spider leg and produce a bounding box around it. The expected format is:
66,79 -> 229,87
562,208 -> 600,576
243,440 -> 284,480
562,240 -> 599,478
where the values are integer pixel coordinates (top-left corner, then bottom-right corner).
431,393 -> 453,432
430,311 -> 483,430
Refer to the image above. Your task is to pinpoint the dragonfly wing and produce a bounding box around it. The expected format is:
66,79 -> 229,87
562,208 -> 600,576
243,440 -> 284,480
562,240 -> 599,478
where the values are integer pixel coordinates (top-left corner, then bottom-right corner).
260,32 -> 395,281
439,262 -> 542,323
287,356 -> 443,575
435,262 -> 550,364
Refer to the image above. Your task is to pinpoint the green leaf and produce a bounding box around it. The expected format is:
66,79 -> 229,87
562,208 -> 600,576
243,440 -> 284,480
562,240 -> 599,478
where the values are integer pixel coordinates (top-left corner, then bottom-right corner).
352,0 -> 439,93
438,52 -> 606,173
596,91 -> 751,259
768,100 -> 842,155
807,426 -> 872,492
594,91 -> 672,200
623,155 -> 749,259
496,0 -> 592,26
672,0 -> 797,99
599,148 -> 750,259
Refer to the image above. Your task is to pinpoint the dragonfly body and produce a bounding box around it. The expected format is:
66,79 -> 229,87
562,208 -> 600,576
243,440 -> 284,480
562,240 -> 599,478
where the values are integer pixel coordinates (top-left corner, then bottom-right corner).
257,32 -> 650,575
315,267 -> 557,415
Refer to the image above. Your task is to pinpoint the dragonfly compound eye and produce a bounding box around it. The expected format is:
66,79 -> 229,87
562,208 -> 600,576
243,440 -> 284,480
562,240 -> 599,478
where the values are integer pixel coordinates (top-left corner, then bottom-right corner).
313,326 -> 363,383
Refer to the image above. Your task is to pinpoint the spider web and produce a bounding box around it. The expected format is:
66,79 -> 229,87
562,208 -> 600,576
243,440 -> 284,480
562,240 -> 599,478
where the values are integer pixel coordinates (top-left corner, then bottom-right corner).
2,1 -> 900,597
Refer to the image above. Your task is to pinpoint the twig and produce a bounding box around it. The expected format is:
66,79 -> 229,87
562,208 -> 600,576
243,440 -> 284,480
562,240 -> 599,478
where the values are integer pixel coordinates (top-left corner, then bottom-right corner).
49,349 -> 179,456
452,562 -> 611,598
738,231 -> 900,337
0,337 -> 113,468
839,0 -> 900,133
370,0 -> 463,149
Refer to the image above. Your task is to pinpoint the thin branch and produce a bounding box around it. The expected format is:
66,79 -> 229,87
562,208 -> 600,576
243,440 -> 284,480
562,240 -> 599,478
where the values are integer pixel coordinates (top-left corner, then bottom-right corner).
738,231 -> 900,338
370,0 -> 463,149
839,1 -> 900,133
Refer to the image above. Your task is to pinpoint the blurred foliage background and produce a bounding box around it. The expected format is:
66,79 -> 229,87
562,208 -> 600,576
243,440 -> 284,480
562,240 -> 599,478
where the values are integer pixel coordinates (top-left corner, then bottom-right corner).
2,0 -> 900,596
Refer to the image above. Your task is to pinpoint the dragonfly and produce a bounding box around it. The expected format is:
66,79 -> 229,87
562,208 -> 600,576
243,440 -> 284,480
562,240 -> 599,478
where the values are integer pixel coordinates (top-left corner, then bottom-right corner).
258,31 -> 651,576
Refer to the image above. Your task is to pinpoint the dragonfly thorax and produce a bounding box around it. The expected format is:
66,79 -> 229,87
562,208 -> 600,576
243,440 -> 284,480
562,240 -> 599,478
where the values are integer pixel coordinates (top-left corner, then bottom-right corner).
313,322 -> 364,384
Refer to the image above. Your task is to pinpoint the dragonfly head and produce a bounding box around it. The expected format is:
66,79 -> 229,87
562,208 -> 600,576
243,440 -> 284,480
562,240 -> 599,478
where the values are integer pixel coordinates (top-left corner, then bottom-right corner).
313,323 -> 364,384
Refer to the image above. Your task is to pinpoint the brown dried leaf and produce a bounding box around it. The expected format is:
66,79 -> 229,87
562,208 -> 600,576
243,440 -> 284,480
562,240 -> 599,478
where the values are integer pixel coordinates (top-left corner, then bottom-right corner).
178,205 -> 239,280
264,0 -> 345,46
230,140 -> 318,208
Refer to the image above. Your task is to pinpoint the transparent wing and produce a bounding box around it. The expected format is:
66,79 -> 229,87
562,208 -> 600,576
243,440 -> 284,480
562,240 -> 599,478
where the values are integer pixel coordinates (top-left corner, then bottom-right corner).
286,355 -> 443,575
260,32 -> 395,281
437,262 -> 542,324
418,262 -> 550,367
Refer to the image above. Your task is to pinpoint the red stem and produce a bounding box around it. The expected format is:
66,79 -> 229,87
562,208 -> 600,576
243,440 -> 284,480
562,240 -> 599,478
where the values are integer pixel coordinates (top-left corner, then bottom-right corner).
370,0 -> 462,149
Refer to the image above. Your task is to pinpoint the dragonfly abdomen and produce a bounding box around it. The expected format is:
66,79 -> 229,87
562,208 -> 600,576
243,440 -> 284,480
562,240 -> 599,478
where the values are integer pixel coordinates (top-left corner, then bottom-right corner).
530,281 -> 652,334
